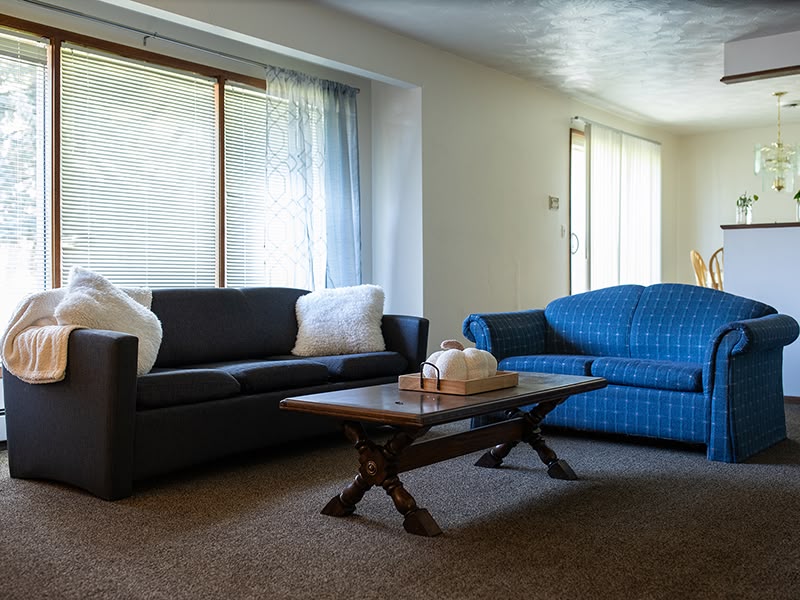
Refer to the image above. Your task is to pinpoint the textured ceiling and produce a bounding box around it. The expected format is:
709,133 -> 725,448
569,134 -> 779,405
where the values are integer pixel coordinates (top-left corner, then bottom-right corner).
311,0 -> 800,135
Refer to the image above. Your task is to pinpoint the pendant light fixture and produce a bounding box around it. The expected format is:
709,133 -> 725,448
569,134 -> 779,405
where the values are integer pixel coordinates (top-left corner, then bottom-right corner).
755,91 -> 799,192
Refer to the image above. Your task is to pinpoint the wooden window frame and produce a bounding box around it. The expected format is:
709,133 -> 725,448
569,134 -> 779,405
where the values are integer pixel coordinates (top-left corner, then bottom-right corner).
0,13 -> 265,287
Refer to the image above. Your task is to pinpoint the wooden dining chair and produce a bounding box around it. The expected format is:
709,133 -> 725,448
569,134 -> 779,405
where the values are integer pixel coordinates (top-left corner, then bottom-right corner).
709,247 -> 724,290
690,249 -> 710,287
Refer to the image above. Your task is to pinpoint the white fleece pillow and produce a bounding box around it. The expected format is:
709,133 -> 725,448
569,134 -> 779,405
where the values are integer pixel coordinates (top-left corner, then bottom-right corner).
54,266 -> 163,375
292,284 -> 386,357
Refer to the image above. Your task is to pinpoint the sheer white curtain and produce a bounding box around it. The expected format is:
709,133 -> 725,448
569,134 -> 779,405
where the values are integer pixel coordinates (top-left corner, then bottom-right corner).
587,122 -> 660,289
259,66 -> 361,290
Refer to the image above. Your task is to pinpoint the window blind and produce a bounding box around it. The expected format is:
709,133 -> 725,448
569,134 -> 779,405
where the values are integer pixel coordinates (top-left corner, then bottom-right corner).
60,44 -> 218,288
0,30 -> 49,328
223,83 -> 268,286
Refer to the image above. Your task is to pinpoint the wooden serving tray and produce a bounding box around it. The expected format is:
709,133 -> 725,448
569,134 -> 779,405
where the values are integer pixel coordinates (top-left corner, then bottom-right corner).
398,371 -> 519,395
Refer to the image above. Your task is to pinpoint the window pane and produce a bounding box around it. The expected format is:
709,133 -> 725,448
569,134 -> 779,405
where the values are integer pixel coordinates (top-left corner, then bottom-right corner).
224,82 -> 327,289
223,83 -> 267,286
60,45 -> 217,288
0,30 -> 49,328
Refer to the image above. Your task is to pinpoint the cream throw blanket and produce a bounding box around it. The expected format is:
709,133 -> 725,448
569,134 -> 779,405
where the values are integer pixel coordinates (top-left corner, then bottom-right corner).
1,289 -> 79,384
1,280 -> 155,385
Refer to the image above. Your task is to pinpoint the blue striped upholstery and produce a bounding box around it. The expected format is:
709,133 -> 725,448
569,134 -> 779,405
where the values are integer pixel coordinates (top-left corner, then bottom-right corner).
630,284 -> 774,362
707,326 -> 795,461
590,357 -> 702,392
499,354 -> 595,376
543,385 -> 707,443
544,285 -> 643,357
463,283 -> 799,462
463,310 -> 546,362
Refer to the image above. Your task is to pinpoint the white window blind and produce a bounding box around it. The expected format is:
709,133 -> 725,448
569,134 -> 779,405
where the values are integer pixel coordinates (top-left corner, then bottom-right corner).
60,44 -> 218,288
0,30 -> 49,328
223,83 -> 268,286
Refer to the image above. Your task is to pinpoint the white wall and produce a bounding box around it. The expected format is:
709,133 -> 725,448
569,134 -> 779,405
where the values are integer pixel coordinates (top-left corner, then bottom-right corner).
724,225 -> 800,395
115,0 -> 681,350
678,123 -> 800,285
371,82 -> 423,316
2,0 -> 682,352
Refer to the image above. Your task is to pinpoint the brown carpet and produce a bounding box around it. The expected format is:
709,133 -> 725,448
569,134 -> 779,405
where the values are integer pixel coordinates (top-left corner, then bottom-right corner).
1,407 -> 799,600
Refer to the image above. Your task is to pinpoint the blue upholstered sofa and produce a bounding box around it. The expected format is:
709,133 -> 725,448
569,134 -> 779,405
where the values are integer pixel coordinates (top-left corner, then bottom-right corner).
463,283 -> 799,462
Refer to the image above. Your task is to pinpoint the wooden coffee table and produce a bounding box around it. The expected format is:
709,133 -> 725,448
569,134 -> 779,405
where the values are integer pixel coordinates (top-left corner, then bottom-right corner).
280,372 -> 606,536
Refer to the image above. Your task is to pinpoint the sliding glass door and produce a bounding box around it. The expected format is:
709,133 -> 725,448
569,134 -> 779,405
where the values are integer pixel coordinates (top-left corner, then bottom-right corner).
570,119 -> 661,293
569,129 -> 588,294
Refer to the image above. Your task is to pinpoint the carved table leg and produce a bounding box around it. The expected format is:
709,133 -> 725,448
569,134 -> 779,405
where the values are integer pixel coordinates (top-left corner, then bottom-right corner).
321,421 -> 374,516
321,473 -> 372,517
381,427 -> 441,536
475,439 -> 520,468
322,421 -> 442,536
520,402 -> 578,480
475,401 -> 577,480
475,409 -> 519,468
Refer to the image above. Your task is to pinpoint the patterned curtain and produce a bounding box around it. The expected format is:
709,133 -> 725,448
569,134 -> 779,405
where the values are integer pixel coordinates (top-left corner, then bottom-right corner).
264,66 -> 361,290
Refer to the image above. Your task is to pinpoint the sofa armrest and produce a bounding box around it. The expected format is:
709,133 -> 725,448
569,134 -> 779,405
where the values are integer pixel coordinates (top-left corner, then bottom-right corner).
462,310 -> 547,362
381,314 -> 430,373
704,313 -> 798,390
704,313 -> 798,462
715,314 -> 799,356
2,329 -> 139,500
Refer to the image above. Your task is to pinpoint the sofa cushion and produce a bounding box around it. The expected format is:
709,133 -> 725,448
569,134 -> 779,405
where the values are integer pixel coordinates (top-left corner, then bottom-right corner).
590,357 -> 703,392
151,287 -> 307,368
499,354 -> 595,376
299,352 -> 408,381
292,284 -> 386,357
544,285 -> 644,358
629,284 -> 776,363
190,359 -> 330,394
137,369 -> 241,409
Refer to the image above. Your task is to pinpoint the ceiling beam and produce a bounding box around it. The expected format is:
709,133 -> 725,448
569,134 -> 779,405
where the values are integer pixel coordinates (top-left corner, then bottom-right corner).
722,30 -> 800,84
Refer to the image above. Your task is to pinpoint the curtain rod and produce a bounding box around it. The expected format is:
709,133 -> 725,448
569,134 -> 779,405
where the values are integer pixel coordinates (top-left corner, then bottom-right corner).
21,0 -> 275,69
573,116 -> 662,146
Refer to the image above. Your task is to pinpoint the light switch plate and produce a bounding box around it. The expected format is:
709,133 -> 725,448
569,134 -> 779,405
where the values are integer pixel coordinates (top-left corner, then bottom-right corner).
548,195 -> 559,210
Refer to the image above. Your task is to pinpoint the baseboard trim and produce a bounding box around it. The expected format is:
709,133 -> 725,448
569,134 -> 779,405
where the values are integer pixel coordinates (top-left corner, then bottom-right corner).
785,396 -> 800,404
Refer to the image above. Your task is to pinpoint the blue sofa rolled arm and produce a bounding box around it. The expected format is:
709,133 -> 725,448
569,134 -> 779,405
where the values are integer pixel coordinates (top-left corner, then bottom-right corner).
718,314 -> 800,356
463,310 -> 546,362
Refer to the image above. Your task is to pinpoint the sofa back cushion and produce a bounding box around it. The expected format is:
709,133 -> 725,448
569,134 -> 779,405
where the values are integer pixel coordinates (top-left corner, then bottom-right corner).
545,285 -> 644,357
629,283 -> 776,363
151,287 -> 308,367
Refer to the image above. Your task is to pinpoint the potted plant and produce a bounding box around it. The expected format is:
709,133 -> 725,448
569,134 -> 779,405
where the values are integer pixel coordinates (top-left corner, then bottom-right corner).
794,189 -> 800,222
736,192 -> 758,224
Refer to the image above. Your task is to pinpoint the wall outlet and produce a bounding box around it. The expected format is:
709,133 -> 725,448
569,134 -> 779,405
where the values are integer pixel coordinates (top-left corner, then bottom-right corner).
548,195 -> 559,210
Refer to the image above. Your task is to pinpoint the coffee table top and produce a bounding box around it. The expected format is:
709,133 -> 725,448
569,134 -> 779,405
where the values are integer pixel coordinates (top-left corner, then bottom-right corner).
280,372 -> 607,427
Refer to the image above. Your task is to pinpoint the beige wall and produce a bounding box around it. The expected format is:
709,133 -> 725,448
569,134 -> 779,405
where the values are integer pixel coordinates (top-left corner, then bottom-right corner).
678,123 -> 800,284
2,0 -> 683,352
118,0 -> 683,350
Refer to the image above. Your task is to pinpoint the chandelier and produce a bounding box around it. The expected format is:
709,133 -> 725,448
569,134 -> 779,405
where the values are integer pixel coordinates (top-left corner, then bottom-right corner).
755,92 -> 799,192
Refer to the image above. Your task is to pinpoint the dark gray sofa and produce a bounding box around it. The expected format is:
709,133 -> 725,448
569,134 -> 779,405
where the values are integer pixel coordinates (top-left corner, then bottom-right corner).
2,287 -> 429,500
